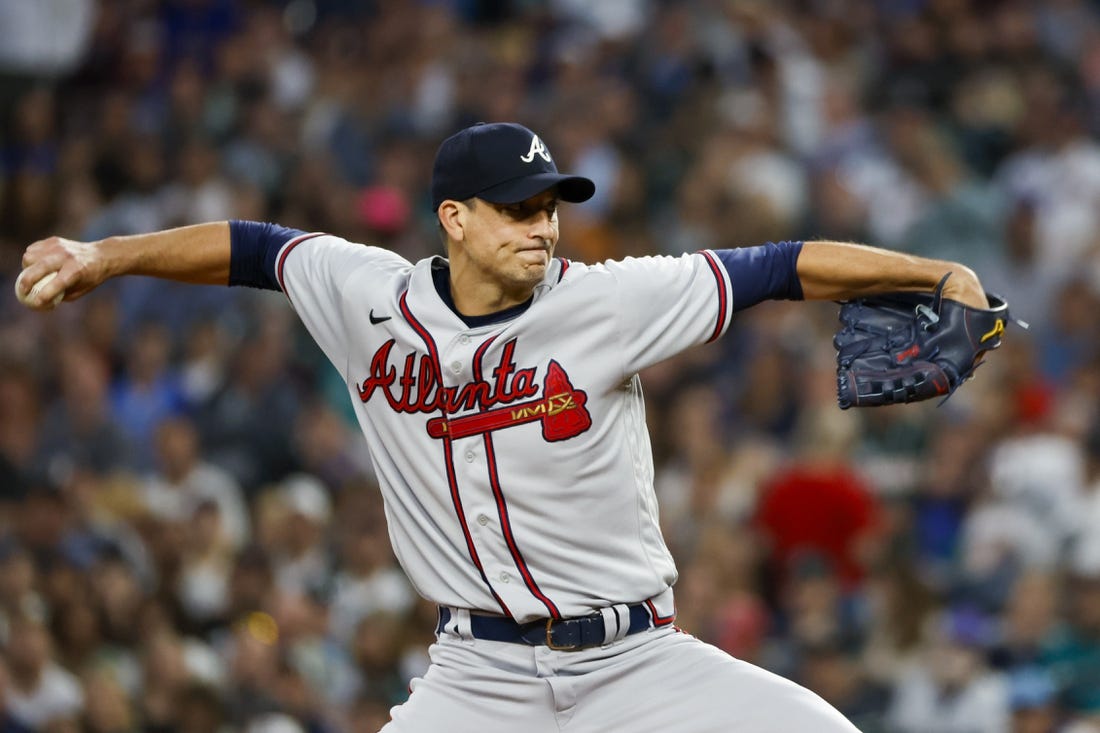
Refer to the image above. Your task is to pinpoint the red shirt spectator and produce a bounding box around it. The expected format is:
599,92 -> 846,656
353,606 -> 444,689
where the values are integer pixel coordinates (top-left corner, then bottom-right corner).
754,461 -> 882,590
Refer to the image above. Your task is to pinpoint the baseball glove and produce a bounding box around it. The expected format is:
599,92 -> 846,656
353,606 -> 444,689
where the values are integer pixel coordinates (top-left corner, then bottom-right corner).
834,273 -> 1022,409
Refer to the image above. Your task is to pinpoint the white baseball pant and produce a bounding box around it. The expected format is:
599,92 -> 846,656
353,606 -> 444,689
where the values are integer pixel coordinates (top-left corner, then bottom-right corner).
380,624 -> 859,732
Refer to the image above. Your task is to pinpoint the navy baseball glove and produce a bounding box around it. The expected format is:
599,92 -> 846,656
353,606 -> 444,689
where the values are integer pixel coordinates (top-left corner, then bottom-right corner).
834,273 -> 1022,409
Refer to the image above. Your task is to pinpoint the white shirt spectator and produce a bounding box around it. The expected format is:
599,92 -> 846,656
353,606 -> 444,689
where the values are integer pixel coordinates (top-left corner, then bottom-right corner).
247,713 -> 306,733
550,0 -> 651,40
272,474 -> 332,598
177,553 -> 232,623
6,662 -> 84,729
143,462 -> 250,550
889,665 -> 1010,733
1071,477 -> 1100,577
997,138 -> 1100,279
961,500 -> 1060,574
329,566 -> 416,645
0,0 -> 96,76
988,433 -> 1086,551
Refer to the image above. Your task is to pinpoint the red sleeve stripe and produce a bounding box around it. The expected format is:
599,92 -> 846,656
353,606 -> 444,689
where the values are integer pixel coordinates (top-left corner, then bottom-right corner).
556,258 -> 570,282
274,232 -> 325,304
699,250 -> 731,343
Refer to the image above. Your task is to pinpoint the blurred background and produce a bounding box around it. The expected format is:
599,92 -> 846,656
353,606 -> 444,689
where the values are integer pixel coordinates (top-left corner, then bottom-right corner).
1,0 -> 1100,731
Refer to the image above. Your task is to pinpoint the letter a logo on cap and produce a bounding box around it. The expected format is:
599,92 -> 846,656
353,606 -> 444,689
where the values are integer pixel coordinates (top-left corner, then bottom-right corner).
520,134 -> 552,163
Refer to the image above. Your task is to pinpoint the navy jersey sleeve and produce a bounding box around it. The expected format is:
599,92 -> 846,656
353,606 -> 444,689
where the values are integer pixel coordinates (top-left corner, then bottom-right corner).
713,240 -> 804,312
228,220 -> 309,290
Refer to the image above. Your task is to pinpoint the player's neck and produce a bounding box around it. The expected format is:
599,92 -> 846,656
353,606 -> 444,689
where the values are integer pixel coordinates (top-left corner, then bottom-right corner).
431,261 -> 533,327
450,278 -> 534,316
447,263 -> 536,317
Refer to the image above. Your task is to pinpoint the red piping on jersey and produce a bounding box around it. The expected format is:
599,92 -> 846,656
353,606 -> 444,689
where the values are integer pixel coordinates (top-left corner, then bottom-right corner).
472,336 -> 562,619
482,435 -> 561,618
556,258 -> 570,282
399,291 -> 512,618
274,232 -> 325,303
699,250 -> 729,343
645,599 -> 676,626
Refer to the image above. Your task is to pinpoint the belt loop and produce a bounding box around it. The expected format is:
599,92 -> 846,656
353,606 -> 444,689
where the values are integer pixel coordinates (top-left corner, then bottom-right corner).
600,604 -> 631,645
441,607 -> 474,641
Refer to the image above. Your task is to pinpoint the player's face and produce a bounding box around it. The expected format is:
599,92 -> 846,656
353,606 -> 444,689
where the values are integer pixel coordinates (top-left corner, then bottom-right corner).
457,190 -> 560,293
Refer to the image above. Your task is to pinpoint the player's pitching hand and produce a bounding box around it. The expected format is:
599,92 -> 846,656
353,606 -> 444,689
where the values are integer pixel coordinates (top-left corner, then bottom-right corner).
16,236 -> 108,310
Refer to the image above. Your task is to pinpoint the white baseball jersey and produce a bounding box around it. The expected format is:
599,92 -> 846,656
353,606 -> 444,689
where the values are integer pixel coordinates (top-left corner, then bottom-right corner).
274,232 -> 733,623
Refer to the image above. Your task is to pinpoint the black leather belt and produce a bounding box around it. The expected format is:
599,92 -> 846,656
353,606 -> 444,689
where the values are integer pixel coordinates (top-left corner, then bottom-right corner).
436,603 -> 658,651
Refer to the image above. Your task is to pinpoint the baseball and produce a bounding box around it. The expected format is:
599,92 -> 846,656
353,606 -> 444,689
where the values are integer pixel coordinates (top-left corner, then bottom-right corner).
15,271 -> 64,309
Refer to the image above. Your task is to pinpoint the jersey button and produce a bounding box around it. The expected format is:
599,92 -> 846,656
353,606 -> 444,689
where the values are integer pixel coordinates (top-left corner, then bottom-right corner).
465,451 -> 475,463
451,361 -> 462,373
459,335 -> 470,345
477,514 -> 489,526
498,572 -> 510,583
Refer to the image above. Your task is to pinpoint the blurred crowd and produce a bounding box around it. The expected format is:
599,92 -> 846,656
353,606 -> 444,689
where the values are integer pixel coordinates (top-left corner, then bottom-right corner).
2,0 -> 1100,731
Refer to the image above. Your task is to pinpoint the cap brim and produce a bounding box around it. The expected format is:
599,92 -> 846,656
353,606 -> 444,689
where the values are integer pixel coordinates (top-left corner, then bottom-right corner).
476,172 -> 595,205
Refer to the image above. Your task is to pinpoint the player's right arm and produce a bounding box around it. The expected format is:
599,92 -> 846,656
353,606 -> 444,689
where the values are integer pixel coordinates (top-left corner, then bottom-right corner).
16,222 -> 233,309
17,220 -> 408,377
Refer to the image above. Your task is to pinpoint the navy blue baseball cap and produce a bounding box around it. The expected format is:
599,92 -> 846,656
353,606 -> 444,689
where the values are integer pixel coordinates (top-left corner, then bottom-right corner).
431,122 -> 595,210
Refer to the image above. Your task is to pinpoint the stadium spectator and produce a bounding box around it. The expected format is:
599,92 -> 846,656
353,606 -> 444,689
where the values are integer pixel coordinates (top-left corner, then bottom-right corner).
888,607 -> 1010,733
2,615 -> 84,730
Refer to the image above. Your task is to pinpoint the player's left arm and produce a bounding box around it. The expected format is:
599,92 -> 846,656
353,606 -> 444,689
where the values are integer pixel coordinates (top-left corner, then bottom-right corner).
795,240 -> 989,309
590,239 -> 992,375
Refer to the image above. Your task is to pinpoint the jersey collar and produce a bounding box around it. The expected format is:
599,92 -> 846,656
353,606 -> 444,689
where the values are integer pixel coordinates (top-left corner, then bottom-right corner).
429,259 -> 534,328
414,257 -> 564,330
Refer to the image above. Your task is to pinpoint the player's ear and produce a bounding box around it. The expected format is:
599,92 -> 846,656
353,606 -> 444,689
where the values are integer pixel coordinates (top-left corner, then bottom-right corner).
437,199 -> 467,243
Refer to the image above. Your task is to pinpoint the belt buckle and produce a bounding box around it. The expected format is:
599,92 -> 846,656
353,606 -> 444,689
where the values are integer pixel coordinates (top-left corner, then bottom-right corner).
545,618 -> 579,651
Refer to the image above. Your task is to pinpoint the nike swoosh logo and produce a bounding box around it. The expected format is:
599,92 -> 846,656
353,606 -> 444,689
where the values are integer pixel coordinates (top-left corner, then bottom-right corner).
369,309 -> 392,325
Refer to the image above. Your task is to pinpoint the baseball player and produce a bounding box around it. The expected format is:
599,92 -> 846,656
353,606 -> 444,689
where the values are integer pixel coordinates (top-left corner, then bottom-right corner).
17,122 -> 990,732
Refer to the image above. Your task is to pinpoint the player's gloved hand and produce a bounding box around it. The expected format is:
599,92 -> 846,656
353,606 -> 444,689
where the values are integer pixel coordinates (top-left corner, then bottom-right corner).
833,273 -> 1025,409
